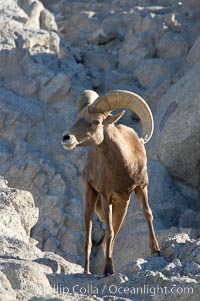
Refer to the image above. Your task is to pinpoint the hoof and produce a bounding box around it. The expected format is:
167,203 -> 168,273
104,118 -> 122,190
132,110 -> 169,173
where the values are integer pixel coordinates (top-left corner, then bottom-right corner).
150,241 -> 161,256
104,270 -> 114,277
151,249 -> 161,257
103,259 -> 115,276
156,250 -> 161,257
104,271 -> 114,277
84,270 -> 90,274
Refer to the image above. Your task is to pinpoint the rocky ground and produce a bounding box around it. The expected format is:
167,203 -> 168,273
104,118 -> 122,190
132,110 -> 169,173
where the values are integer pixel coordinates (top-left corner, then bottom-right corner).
0,0 -> 200,300
0,176 -> 200,300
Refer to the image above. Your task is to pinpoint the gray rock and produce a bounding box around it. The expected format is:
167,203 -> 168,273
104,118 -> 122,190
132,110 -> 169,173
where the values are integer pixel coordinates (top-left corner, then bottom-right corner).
119,31 -> 155,70
11,189 -> 39,236
161,233 -> 192,262
25,0 -> 44,30
155,62 -> 200,188
38,73 -> 71,104
0,271 -> 16,301
179,209 -> 200,229
34,251 -> 83,274
133,58 -> 179,89
89,28 -> 119,45
83,48 -> 116,74
0,176 -> 8,188
156,31 -> 189,59
145,74 -> 172,105
0,192 -> 29,243
181,0 -> 200,18
40,8 -> 58,31
0,177 -> 42,260
187,34 -> 200,64
0,259 -> 52,300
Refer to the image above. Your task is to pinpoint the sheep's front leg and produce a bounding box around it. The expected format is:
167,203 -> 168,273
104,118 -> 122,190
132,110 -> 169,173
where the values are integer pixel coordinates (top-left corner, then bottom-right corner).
101,197 -> 115,276
83,180 -> 98,274
134,185 -> 160,255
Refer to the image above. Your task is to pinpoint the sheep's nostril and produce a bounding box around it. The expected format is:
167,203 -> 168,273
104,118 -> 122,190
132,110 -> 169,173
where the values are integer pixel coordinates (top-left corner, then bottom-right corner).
62,134 -> 70,141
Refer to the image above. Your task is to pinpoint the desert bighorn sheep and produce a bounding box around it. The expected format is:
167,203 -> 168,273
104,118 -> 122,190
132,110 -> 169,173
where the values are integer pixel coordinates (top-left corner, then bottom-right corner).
62,90 -> 160,276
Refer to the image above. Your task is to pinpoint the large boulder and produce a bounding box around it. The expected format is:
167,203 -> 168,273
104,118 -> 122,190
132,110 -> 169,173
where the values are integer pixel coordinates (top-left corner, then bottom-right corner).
0,176 -> 85,300
0,176 -> 41,259
153,62 -> 200,188
0,259 -> 52,300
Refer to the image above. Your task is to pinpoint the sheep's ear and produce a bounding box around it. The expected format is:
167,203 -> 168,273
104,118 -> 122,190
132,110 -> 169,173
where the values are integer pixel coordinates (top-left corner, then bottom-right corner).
103,110 -> 125,125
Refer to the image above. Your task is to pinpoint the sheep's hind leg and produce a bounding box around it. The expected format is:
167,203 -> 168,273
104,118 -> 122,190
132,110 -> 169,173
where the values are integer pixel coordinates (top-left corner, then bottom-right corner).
134,185 -> 161,255
83,180 -> 98,274
111,199 -> 130,253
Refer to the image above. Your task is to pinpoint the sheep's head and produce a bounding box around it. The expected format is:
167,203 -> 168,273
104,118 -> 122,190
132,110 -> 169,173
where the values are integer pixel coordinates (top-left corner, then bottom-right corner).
62,90 -> 124,150
62,89 -> 154,150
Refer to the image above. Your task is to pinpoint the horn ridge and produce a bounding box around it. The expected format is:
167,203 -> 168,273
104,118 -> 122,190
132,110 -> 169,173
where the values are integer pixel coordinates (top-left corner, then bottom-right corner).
88,90 -> 154,143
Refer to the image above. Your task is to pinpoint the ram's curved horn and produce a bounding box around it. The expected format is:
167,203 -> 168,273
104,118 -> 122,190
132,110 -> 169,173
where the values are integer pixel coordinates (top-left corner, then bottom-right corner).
88,90 -> 154,143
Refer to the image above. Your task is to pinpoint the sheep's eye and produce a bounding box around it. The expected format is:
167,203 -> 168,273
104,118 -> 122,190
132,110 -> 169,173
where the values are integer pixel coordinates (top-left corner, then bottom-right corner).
92,120 -> 100,126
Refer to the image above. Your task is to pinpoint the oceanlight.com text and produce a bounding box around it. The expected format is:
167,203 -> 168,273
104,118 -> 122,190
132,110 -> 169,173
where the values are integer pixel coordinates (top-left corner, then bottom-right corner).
37,283 -> 194,297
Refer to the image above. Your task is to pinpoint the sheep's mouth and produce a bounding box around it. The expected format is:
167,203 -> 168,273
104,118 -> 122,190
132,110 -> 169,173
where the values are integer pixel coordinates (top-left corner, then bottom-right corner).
61,141 -> 77,150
